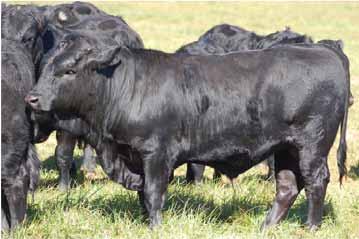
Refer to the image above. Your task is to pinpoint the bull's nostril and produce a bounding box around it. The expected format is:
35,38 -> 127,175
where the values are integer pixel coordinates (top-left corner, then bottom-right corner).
29,97 -> 38,103
25,95 -> 39,106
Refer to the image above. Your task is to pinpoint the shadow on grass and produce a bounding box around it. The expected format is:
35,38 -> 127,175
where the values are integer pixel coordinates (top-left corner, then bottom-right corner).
349,161 -> 359,180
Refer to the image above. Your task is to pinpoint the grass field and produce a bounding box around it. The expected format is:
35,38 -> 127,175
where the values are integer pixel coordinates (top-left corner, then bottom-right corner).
3,2 -> 359,239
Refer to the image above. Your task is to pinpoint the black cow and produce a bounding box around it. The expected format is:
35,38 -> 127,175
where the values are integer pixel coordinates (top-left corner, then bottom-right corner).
177,24 -> 313,55
1,3 -> 88,191
1,4 -> 45,66
1,4 -> 44,230
27,32 -> 350,230
177,24 -> 313,184
41,2 -> 143,51
1,40 -> 41,231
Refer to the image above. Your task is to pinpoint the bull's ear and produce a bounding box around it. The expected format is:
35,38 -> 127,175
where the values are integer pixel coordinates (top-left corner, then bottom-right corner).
88,45 -> 123,69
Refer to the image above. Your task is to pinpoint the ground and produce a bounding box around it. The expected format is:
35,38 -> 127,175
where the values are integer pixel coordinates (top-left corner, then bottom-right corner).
3,2 -> 359,239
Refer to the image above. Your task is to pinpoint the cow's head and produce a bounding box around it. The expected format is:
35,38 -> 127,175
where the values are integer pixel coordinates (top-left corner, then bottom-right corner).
25,33 -> 123,117
43,1 -> 102,28
1,4 -> 46,65
257,27 -> 313,49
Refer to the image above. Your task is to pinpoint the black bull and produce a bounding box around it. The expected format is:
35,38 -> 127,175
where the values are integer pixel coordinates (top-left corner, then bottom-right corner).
27,33 -> 350,230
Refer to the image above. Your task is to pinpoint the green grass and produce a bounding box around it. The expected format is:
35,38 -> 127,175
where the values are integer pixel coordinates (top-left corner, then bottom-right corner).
3,2 -> 359,238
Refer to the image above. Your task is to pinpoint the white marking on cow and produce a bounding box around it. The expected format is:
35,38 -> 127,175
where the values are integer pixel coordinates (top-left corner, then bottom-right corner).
58,11 -> 68,22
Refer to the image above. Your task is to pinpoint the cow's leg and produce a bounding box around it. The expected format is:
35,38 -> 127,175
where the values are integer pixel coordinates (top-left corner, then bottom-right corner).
55,130 -> 76,191
266,155 -> 275,180
2,192 -> 10,230
213,169 -> 222,182
137,190 -> 148,216
186,163 -> 205,184
1,205 -> 10,231
81,143 -> 96,178
142,152 -> 170,228
299,149 -> 330,230
3,181 -> 28,229
262,148 -> 303,230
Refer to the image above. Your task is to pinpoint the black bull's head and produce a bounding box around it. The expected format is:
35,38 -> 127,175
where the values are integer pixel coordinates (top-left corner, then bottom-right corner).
25,33 -> 123,114
25,33 -> 144,191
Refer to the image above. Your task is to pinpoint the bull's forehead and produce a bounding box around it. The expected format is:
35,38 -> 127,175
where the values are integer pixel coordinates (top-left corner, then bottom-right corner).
52,35 -> 91,67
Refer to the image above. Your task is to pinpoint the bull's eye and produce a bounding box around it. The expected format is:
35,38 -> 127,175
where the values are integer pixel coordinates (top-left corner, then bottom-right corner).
23,37 -> 34,44
65,70 -> 76,75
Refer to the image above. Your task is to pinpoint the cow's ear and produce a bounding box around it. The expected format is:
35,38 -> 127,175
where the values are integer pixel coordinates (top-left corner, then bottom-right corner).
336,40 -> 344,50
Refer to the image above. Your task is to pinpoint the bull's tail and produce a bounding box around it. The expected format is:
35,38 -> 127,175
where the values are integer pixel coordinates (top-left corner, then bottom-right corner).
26,144 -> 41,193
337,71 -> 350,185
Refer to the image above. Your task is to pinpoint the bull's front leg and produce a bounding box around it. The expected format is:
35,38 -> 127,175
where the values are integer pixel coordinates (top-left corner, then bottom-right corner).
142,150 -> 171,229
55,130 -> 77,191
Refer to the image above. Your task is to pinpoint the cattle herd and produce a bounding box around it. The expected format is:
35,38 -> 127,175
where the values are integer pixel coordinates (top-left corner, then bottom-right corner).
1,1 -> 354,232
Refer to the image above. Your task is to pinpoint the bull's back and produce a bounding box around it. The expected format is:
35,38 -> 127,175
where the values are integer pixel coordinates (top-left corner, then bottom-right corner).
259,46 -> 347,126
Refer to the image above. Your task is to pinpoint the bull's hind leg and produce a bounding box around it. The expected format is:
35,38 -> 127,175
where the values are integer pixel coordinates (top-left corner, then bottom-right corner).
142,151 -> 171,228
299,148 -> 330,230
262,148 -> 304,230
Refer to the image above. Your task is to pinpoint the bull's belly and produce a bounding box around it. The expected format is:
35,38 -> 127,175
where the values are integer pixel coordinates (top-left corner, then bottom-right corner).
177,137 -> 278,179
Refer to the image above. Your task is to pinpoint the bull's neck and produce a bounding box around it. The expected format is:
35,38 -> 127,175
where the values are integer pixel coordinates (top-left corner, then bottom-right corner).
78,65 -> 135,143
77,71 -> 108,135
